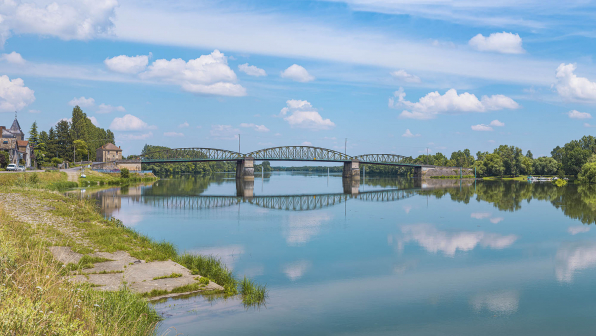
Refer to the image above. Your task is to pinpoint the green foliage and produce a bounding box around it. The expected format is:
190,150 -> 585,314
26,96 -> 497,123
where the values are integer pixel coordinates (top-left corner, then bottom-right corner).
533,157 -> 559,175
152,272 -> 183,280
198,277 -> 210,285
240,276 -> 268,308
578,161 -> 596,184
484,153 -> 505,177
120,167 -> 130,178
28,121 -> 39,147
494,145 -> 523,176
554,178 -> 568,187
73,139 -> 89,161
0,151 -> 7,168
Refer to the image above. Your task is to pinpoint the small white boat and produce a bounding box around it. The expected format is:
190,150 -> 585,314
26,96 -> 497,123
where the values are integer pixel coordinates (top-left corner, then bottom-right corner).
80,174 -> 86,178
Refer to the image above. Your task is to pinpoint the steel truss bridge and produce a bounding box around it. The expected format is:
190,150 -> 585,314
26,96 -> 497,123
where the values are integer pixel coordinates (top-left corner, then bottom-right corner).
118,189 -> 416,211
132,146 -> 420,167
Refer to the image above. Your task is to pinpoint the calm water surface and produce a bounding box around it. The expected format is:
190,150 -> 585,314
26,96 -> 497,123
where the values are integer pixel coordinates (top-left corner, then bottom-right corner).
86,172 -> 596,335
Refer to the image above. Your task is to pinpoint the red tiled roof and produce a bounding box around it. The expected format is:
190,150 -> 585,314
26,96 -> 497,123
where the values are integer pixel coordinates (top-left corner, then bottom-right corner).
16,140 -> 28,147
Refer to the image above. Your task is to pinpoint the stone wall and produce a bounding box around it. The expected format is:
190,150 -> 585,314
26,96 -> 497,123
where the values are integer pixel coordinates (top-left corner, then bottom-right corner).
422,166 -> 474,177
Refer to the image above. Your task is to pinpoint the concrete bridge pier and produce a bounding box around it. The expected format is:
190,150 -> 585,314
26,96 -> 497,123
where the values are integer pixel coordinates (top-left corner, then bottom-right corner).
236,180 -> 254,198
342,177 -> 360,195
236,158 -> 254,181
413,166 -> 422,179
342,160 -> 360,179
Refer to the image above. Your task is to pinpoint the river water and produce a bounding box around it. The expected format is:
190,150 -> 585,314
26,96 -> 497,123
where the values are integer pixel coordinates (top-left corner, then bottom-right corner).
84,172 -> 596,335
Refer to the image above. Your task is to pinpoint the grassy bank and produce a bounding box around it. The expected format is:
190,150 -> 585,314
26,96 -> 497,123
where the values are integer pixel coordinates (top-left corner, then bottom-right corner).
0,172 -> 267,334
0,208 -> 161,335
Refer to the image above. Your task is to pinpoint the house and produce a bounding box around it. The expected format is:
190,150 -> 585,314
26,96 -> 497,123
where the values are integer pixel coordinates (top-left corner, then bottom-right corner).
1,114 -> 33,167
96,143 -> 123,162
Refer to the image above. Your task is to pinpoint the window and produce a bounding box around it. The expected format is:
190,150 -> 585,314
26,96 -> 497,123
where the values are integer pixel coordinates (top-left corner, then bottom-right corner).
2,141 -> 7,144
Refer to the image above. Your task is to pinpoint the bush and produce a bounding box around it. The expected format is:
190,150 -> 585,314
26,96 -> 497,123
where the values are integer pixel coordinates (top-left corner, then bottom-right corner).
29,173 -> 39,184
578,162 -> 596,184
120,168 -> 129,179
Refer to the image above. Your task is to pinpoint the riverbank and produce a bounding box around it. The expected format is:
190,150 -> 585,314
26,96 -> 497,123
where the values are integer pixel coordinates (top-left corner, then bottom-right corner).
0,172 -> 266,334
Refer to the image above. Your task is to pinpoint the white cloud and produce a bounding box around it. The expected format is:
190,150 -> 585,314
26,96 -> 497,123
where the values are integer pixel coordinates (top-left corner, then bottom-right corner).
178,121 -> 189,128
398,223 -> 518,257
471,124 -> 493,131
402,129 -> 420,137
104,54 -> 149,74
490,217 -> 504,224
88,116 -> 99,127
301,141 -> 312,146
279,100 -> 335,130
0,0 -> 117,46
0,75 -> 35,112
471,291 -> 519,314
283,260 -> 311,281
490,119 -> 505,127
163,131 -> 184,137
28,109 -> 40,113
97,103 -> 125,114
240,123 -> 269,132
556,242 -> 596,283
0,51 -> 25,64
488,139 -> 496,143
567,110 -> 592,119
109,114 -> 155,131
390,69 -> 421,83
210,124 -> 239,139
469,32 -> 524,54
280,64 -> 315,82
139,50 -> 246,97
568,225 -> 590,235
555,63 -> 596,102
238,63 -> 266,77
118,132 -> 153,140
68,96 -> 95,107
390,87 -> 519,120
471,212 -> 491,219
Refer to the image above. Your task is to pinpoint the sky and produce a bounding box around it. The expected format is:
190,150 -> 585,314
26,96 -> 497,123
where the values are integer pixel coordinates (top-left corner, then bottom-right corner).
1,0 -> 596,159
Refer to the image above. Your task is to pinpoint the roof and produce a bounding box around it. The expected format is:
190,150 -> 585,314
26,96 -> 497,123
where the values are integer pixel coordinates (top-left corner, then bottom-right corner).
17,140 -> 28,147
100,143 -> 122,151
2,129 -> 14,138
10,118 -> 23,135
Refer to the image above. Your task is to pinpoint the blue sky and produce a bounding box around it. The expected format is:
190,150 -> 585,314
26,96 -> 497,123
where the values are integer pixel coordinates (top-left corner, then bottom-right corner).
1,0 -> 596,159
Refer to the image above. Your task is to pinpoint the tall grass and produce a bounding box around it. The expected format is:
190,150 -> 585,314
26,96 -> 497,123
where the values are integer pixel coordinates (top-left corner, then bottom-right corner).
0,209 -> 161,335
240,276 -> 268,308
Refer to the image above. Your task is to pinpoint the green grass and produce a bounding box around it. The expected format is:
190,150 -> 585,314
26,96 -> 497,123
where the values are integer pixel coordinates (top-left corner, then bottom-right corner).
240,276 -> 268,308
64,255 -> 114,271
141,282 -> 218,298
198,277 -> 210,285
0,208 -> 160,335
152,273 -> 183,280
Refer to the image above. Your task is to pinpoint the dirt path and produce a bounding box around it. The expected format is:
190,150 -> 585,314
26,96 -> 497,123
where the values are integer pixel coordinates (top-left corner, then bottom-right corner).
0,191 -> 224,299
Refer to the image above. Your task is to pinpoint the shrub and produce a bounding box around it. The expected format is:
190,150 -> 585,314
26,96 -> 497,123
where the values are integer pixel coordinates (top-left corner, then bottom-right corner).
120,168 -> 130,179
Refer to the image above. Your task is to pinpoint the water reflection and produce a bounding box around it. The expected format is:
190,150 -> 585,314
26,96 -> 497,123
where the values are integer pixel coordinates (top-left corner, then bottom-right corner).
555,242 -> 596,283
396,223 -> 518,256
470,290 -> 520,314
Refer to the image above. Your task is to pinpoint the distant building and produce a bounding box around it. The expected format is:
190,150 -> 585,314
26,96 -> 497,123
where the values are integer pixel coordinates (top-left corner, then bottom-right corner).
1,114 -> 33,167
96,143 -> 123,162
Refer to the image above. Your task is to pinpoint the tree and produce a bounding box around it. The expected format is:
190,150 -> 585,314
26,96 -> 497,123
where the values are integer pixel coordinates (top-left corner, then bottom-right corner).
562,145 -> 591,176
484,153 -> 505,177
0,151 -> 7,168
526,150 -> 533,159
494,145 -> 523,176
73,139 -> 89,161
578,162 -> 596,184
533,157 -> 559,175
54,120 -> 71,160
551,146 -> 564,162
47,127 -> 57,159
28,121 -> 39,147
520,156 -> 534,175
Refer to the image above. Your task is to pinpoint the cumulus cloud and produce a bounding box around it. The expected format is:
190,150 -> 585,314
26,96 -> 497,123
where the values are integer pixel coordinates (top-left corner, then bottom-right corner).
240,123 -> 269,132
0,75 -> 35,112
118,132 -> 153,140
398,223 -> 518,257
163,131 -> 184,137
390,87 -> 519,120
279,100 -> 335,130
0,51 -> 25,64
469,32 -> 524,54
568,225 -> 590,235
210,124 -> 239,139
238,63 -> 266,77
0,0 -> 118,46
490,119 -> 505,126
68,96 -> 95,107
402,129 -> 420,137
139,50 -> 246,96
567,110 -> 592,119
390,70 -> 421,83
104,54 -> 149,74
555,63 -> 596,102
97,103 -> 125,114
109,114 -> 155,131
471,124 -> 493,131
280,64 -> 315,82
178,121 -> 189,128
88,116 -> 99,127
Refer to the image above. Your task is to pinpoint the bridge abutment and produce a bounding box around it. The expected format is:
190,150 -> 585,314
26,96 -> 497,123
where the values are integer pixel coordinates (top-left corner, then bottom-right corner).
236,158 -> 255,181
413,166 -> 422,178
342,160 -> 360,179
342,177 -> 360,195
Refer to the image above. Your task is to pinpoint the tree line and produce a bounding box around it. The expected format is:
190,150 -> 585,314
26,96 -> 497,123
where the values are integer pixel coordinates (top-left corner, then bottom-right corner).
26,106 -> 115,166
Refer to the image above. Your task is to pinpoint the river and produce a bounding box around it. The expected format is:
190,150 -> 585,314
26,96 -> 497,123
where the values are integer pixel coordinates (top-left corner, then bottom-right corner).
82,172 -> 596,335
